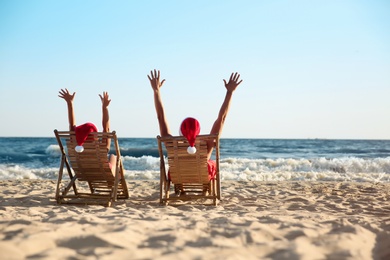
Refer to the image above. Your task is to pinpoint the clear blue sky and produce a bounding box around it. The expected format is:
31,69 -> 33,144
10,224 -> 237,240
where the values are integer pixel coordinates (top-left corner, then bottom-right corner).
0,0 -> 389,139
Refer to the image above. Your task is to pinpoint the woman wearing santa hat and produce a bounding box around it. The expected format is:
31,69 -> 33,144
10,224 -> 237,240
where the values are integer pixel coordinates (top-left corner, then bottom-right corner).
58,89 -> 117,176
148,69 -> 243,180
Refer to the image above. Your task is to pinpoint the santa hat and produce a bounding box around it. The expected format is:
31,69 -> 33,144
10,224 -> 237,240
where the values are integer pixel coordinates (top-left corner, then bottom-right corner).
74,123 -> 98,153
180,117 -> 200,154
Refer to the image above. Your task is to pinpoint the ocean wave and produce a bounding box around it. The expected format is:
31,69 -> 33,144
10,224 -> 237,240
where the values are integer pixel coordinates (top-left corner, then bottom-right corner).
45,144 -> 62,156
1,156 -> 389,183
221,157 -> 390,174
0,164 -> 58,180
219,157 -> 390,182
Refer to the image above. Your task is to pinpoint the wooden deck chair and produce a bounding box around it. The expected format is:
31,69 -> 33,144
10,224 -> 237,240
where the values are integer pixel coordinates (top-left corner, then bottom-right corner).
54,129 -> 129,206
157,134 -> 220,206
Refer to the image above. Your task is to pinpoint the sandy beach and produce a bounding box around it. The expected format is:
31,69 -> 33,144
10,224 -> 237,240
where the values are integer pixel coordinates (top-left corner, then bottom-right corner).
0,180 -> 389,260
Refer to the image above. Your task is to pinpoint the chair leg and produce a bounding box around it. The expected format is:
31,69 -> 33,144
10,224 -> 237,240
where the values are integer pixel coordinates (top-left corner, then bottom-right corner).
216,175 -> 221,200
165,180 -> 171,206
55,157 -> 65,203
212,180 -> 218,205
159,176 -> 164,205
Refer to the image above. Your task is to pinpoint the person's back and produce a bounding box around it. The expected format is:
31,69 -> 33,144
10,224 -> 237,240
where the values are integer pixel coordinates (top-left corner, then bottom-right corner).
148,69 -> 242,182
58,89 -> 117,175
147,69 -> 243,159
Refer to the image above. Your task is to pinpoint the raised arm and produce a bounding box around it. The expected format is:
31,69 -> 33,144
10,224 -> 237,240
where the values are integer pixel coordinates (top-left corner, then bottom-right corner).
99,92 -> 111,151
207,73 -> 242,156
210,72 -> 243,136
148,69 -> 171,137
58,88 -> 76,131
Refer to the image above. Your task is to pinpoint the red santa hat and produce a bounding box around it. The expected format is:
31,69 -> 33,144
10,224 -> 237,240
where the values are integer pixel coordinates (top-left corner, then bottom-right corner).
180,117 -> 200,154
74,122 -> 98,153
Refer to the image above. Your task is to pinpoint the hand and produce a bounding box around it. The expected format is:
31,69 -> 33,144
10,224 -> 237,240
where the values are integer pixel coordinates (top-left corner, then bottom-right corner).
148,69 -> 165,91
58,88 -> 75,103
99,91 -> 111,108
223,72 -> 243,93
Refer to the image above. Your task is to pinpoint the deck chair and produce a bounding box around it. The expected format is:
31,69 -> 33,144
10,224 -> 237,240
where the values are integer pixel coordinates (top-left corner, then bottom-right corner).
54,129 -> 129,206
157,134 -> 220,206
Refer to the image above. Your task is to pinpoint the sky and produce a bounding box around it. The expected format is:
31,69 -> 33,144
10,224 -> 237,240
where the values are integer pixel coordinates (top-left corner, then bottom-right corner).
0,0 -> 389,139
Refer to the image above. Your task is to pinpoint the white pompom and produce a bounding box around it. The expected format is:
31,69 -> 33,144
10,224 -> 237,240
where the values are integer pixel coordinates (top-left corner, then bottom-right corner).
75,145 -> 84,153
187,146 -> 197,154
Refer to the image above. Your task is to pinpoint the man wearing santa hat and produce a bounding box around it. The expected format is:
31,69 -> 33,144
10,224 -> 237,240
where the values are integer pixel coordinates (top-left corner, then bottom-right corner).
58,89 -> 117,176
148,69 -> 243,180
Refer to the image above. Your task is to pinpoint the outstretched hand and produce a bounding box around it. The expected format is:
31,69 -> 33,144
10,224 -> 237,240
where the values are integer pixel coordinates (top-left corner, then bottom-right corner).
99,92 -> 111,108
223,72 -> 243,93
148,69 -> 165,91
58,88 -> 75,103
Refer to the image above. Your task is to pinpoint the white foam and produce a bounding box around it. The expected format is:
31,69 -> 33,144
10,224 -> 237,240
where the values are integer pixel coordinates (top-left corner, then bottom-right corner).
1,156 -> 389,182
0,165 -> 58,180
219,157 -> 390,182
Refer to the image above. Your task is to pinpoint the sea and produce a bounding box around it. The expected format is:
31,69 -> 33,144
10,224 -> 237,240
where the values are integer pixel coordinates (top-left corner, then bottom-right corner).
1,137 -> 390,182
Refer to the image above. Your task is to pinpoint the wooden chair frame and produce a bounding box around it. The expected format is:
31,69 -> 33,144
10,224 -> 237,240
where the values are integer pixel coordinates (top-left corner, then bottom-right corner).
157,134 -> 220,206
54,129 -> 129,206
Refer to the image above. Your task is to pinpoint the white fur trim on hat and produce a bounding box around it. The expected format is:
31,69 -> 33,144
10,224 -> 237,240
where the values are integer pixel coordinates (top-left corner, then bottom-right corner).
75,145 -> 84,153
187,146 -> 197,154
